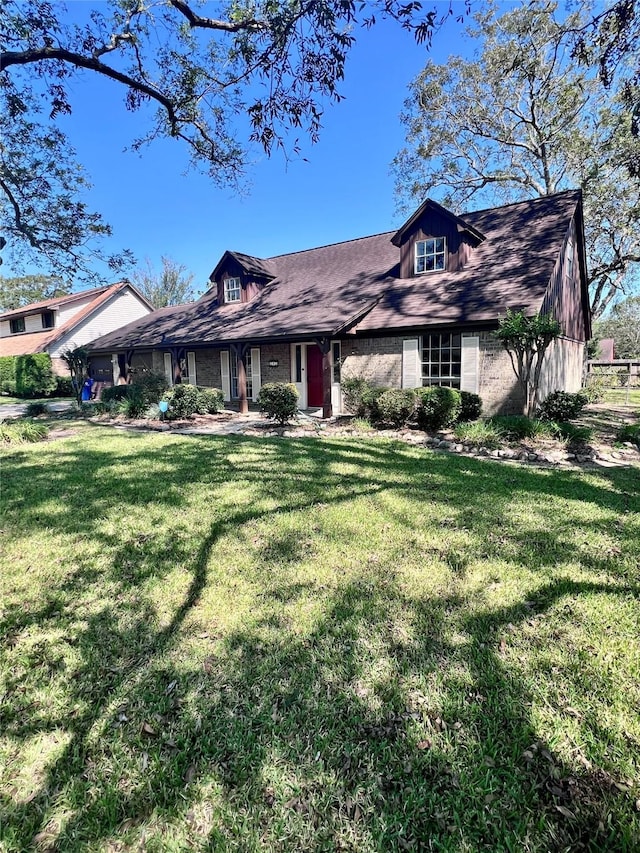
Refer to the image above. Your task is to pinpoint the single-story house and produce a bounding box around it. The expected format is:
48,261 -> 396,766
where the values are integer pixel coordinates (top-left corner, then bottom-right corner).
88,190 -> 590,417
0,282 -> 154,379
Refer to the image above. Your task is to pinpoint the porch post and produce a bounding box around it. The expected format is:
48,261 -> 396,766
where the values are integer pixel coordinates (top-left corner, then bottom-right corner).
125,349 -> 135,383
232,343 -> 250,414
317,337 -> 333,419
171,347 -> 182,384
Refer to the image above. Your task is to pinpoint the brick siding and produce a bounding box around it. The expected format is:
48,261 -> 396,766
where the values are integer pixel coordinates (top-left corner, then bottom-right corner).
260,344 -> 292,385
340,331 -> 526,416
341,336 -> 403,387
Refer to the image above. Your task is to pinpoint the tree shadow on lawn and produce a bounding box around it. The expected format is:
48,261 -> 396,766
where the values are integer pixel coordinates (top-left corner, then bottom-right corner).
1,434 -> 638,850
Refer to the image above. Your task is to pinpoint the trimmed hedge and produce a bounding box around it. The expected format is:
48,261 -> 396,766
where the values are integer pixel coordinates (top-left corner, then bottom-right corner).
459,391 -> 483,422
537,390 -> 588,422
0,354 -> 58,397
341,378 -> 391,423
54,375 -> 75,397
163,384 -> 224,420
374,389 -> 416,428
15,354 -> 57,397
0,356 -> 17,394
257,382 -> 299,425
414,386 -> 462,431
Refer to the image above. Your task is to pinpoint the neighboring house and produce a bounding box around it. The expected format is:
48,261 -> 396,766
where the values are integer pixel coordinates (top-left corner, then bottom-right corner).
0,282 -> 154,379
88,190 -> 590,417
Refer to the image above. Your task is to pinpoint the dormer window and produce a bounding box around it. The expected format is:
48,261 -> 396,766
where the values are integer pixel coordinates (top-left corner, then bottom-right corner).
223,277 -> 242,303
415,237 -> 446,274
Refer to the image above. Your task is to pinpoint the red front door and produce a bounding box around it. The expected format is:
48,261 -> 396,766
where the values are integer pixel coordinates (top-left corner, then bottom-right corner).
306,345 -> 324,407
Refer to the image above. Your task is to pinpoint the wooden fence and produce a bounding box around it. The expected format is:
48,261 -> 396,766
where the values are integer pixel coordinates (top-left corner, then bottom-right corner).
586,359 -> 640,404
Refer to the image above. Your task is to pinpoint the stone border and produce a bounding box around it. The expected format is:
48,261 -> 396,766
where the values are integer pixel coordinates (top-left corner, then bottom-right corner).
90,413 -> 640,470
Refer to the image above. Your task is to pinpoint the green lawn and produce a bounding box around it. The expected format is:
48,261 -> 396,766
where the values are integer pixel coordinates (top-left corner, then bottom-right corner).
1,425 -> 639,852
603,388 -> 640,406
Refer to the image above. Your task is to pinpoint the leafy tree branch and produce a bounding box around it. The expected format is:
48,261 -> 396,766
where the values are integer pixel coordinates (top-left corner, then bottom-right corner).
1,0 -> 457,284
393,0 -> 640,319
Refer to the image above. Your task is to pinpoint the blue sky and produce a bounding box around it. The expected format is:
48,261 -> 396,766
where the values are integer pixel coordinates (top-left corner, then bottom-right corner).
6,1 -> 486,293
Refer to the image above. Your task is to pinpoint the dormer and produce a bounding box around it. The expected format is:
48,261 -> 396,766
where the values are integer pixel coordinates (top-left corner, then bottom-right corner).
391,199 -> 485,279
209,251 -> 275,305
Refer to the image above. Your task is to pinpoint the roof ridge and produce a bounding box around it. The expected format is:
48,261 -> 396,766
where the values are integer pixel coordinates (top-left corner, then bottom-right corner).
462,188 -> 580,217
267,229 -> 395,262
0,281 -> 124,318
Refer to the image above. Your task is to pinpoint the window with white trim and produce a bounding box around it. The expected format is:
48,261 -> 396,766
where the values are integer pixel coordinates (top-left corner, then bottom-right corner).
332,341 -> 341,383
41,311 -> 55,329
10,317 -> 25,334
245,350 -> 253,399
229,351 -> 252,398
223,277 -> 242,303
564,239 -> 574,282
415,237 -> 446,274
421,333 -> 461,388
230,352 -> 238,398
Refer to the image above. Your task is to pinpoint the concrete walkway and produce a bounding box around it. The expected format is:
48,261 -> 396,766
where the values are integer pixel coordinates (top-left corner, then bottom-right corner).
0,400 -> 74,419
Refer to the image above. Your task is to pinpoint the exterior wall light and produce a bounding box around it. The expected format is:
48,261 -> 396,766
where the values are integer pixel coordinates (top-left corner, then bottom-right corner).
268,359 -> 279,368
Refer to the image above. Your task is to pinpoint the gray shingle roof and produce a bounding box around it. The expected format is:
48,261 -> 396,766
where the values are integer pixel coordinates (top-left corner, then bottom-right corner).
89,190 -> 581,352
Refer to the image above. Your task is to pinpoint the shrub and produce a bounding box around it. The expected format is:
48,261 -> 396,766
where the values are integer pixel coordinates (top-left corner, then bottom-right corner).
130,371 -> 168,405
15,353 -> 57,397
582,376 -> 607,403
414,386 -> 462,431
120,387 -> 147,419
489,415 -> 556,440
197,387 -> 224,414
454,420 -> 502,449
341,378 -> 370,417
164,383 -> 202,420
341,378 -> 394,422
374,388 -> 416,428
24,401 -> 50,417
617,423 -> 640,447
537,390 -> 588,422
144,403 -> 161,421
0,356 -> 17,395
257,382 -> 299,424
0,419 -> 49,444
458,391 -> 483,422
363,385 -> 390,423
553,422 -> 593,445
93,400 -> 117,415
101,384 -> 130,404
53,375 -> 75,397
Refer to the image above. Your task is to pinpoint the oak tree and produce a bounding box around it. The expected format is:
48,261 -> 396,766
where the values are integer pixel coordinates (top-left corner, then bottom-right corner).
0,274 -> 70,311
1,0 -> 449,284
393,0 -> 640,319
594,294 -> 640,358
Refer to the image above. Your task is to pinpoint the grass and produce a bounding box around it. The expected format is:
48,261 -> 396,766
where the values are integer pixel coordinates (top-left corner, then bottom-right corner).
603,388 -> 640,406
1,423 -> 639,852
453,420 -> 502,448
0,419 -> 49,444
617,423 -> 640,448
